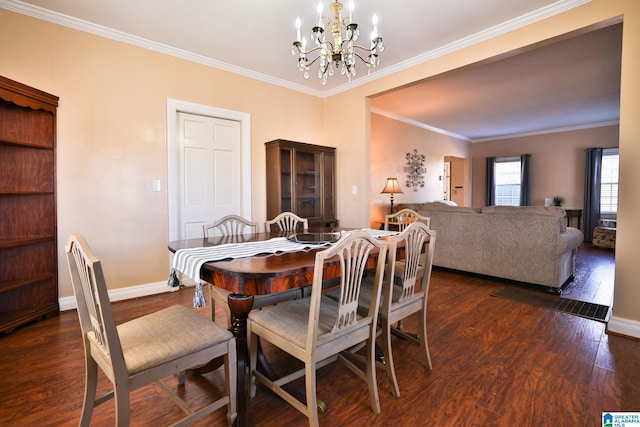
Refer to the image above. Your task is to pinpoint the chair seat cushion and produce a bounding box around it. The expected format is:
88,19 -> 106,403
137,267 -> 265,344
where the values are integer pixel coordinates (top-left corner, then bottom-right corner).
116,305 -> 232,374
249,296 -> 364,348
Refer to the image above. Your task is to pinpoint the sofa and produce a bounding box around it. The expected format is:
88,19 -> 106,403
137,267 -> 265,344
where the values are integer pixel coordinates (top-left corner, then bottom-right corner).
395,202 -> 584,292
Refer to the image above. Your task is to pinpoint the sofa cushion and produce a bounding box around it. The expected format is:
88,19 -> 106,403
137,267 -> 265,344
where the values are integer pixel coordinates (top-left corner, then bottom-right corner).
480,206 -> 567,233
397,202 -> 480,214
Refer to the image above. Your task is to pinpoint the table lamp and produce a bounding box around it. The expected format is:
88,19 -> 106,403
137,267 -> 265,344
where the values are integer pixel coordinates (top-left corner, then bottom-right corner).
380,177 -> 403,214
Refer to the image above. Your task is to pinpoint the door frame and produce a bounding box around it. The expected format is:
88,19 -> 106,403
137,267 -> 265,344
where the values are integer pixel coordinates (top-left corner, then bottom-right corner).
167,98 -> 252,241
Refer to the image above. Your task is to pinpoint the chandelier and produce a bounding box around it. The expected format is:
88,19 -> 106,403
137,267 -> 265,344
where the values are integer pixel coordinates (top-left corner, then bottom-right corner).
292,1 -> 384,85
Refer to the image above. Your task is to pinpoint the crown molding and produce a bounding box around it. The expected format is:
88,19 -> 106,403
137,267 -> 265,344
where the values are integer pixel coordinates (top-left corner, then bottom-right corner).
0,0 -> 324,97
322,0 -> 591,98
372,106 -> 618,143
470,120 -> 620,142
371,108 -> 472,142
0,0 -> 590,99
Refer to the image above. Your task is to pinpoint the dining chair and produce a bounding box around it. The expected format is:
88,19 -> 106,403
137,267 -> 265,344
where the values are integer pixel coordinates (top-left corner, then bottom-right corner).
203,214 -> 258,238
384,208 -> 430,231
204,215 -> 299,325
349,221 -> 436,398
247,230 -> 388,427
265,211 -> 309,232
383,208 -> 431,332
65,233 -> 237,426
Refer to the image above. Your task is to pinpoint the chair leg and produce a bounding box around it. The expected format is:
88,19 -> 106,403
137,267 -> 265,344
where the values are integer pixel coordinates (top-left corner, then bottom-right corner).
79,354 -> 98,427
418,311 -> 432,370
365,335 -> 381,414
114,384 -> 130,427
225,342 -> 238,427
248,330 -> 258,398
381,321 -> 401,398
304,361 -> 319,427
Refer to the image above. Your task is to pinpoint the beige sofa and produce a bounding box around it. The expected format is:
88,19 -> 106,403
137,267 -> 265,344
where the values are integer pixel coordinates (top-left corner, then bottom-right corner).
396,202 -> 584,292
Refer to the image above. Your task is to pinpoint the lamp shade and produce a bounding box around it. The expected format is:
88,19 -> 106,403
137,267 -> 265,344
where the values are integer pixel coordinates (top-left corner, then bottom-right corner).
380,177 -> 404,194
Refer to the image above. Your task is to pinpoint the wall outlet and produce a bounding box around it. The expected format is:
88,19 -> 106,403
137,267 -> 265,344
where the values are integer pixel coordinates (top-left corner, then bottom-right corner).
152,179 -> 161,192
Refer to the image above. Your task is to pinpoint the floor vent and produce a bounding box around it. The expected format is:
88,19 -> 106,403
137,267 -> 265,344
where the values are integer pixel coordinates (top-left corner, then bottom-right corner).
491,286 -> 610,323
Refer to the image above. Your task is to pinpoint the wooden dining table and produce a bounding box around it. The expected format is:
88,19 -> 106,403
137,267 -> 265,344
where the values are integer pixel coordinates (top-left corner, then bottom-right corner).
168,229 -> 355,427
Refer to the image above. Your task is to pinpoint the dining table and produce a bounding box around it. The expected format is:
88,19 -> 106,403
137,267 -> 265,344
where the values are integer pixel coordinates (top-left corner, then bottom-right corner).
168,228 -> 396,426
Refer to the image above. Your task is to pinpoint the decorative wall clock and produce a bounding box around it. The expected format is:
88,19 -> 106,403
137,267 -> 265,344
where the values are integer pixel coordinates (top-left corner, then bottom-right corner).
405,149 -> 426,191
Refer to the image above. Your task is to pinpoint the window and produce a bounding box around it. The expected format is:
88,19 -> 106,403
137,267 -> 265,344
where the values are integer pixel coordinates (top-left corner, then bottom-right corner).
494,158 -> 521,206
600,148 -> 619,214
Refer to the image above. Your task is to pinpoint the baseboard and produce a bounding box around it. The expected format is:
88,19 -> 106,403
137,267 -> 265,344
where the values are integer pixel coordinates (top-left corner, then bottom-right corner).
607,315 -> 640,339
59,281 -> 182,311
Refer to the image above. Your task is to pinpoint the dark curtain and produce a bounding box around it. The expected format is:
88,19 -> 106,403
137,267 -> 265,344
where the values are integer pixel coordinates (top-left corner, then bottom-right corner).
584,148 -> 603,242
484,157 -> 496,206
520,154 -> 531,206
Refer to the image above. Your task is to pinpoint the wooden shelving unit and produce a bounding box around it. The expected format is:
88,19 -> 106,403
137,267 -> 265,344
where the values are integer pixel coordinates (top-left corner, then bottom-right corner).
265,139 -> 337,228
0,76 -> 59,334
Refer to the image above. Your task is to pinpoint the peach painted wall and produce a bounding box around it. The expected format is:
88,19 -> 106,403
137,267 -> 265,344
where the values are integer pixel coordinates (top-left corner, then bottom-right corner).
0,9 -> 323,298
323,0 -> 640,336
369,113 -> 469,227
470,125 -> 619,209
2,0 -> 640,337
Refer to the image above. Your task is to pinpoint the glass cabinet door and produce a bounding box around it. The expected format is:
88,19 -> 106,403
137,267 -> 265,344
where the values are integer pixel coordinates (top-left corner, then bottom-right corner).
294,149 -> 322,218
322,151 -> 334,220
279,148 -> 292,212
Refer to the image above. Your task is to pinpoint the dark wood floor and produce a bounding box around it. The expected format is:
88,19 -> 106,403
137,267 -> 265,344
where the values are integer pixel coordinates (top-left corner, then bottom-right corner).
2,243 -> 638,426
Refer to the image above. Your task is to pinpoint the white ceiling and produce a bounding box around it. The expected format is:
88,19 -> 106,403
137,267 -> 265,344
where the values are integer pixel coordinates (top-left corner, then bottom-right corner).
1,0 -> 621,141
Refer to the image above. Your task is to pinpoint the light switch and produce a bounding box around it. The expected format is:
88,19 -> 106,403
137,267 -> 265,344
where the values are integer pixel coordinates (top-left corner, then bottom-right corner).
352,185 -> 358,195
152,179 -> 161,192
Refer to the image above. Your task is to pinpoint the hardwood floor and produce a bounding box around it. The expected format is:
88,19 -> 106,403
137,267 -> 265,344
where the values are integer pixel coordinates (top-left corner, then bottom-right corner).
1,243 -> 637,426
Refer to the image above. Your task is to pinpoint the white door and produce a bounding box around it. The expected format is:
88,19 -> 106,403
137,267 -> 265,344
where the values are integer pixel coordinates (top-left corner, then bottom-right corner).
177,112 -> 241,239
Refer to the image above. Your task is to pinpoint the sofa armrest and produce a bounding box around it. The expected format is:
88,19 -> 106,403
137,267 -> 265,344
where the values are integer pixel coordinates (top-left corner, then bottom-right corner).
557,227 -> 583,255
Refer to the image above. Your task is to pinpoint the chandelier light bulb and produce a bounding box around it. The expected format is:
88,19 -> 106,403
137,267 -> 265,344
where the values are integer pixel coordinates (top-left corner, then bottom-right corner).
317,3 -> 323,27
371,14 -> 379,39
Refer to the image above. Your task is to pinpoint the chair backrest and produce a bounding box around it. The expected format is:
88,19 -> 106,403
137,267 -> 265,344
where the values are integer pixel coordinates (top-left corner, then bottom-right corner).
386,222 -> 436,305
203,214 -> 258,237
66,234 -> 125,377
265,212 -> 309,232
307,230 -> 387,345
385,208 -> 431,231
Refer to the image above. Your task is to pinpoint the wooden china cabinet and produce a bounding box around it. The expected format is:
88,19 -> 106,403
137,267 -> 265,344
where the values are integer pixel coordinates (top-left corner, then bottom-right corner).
266,139 -> 338,228
0,76 -> 59,334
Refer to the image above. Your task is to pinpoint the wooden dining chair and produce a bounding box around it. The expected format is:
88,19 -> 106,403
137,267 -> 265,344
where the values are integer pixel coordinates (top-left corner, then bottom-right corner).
353,221 -> 436,398
65,234 -> 237,426
204,214 -> 299,325
203,214 -> 258,238
384,208 -> 430,231
265,211 -> 309,232
247,230 -> 388,427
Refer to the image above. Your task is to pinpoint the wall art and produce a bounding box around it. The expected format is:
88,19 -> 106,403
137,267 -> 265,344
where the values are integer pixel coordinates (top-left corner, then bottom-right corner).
405,149 -> 426,191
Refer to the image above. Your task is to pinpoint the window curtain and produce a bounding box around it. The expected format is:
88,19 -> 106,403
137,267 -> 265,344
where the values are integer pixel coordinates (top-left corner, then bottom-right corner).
520,154 -> 531,206
484,157 -> 496,206
584,148 -> 603,242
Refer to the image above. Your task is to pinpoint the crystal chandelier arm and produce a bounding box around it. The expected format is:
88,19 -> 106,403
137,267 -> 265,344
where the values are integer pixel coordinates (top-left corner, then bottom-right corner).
351,51 -> 371,63
351,44 -> 375,52
303,53 -> 324,68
